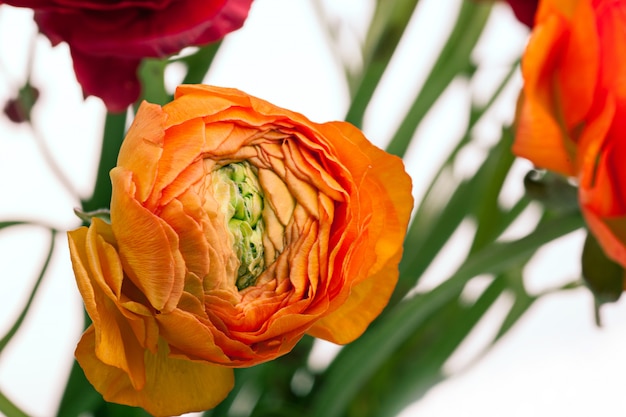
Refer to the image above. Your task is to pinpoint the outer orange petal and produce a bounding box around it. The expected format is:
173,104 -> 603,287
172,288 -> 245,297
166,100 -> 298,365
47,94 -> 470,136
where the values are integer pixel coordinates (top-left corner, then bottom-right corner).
117,101 -> 167,203
513,13 -> 576,175
76,328 -> 234,417
111,168 -> 185,312
165,85 -> 248,128
68,224 -> 147,389
307,250 -> 402,344
321,121 -> 413,277
557,0 -> 598,128
307,121 -> 413,343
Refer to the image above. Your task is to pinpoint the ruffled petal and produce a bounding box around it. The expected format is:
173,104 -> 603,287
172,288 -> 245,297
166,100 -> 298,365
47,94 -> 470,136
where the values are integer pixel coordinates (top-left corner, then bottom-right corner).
111,168 -> 185,312
307,250 -> 401,344
68,224 -> 147,389
117,101 -> 167,203
76,329 -> 234,417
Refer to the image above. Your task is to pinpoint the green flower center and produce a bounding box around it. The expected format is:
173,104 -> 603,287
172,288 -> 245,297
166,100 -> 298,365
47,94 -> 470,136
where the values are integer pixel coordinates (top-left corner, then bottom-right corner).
212,161 -> 265,290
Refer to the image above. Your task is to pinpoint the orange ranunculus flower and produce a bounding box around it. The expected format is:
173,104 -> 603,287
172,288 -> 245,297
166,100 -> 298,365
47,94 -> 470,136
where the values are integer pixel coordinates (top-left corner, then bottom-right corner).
513,0 -> 626,266
67,84 -> 413,416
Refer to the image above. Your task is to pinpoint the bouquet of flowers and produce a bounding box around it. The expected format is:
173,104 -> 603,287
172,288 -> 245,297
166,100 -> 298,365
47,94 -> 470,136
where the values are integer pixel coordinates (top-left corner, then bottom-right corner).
1,0 -> 624,416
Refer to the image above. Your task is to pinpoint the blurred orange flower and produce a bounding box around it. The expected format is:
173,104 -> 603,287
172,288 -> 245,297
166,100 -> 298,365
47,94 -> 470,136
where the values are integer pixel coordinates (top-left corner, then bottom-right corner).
513,0 -> 626,267
67,85 -> 413,415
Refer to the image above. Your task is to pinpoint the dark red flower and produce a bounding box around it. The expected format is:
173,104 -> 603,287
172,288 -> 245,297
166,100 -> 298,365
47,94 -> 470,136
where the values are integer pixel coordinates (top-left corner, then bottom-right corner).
1,0 -> 253,112
505,0 -> 539,27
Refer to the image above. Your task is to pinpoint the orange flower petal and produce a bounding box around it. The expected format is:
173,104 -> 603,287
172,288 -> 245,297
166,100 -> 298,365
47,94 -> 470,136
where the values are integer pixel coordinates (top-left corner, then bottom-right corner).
513,13 -> 576,175
307,250 -> 401,344
76,328 -> 234,417
68,225 -> 147,389
111,168 -> 185,312
117,101 -> 167,203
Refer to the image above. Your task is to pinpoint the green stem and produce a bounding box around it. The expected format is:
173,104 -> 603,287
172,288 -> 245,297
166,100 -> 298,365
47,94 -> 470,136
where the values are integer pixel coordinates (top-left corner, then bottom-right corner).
180,42 -> 222,85
80,112 -> 127,212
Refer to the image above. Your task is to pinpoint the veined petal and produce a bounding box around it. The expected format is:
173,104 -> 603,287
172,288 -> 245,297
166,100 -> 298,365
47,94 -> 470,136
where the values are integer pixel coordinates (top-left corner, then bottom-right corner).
111,168 -> 185,312
117,100 -> 167,203
76,329 -> 234,417
307,249 -> 401,344
69,227 -> 147,389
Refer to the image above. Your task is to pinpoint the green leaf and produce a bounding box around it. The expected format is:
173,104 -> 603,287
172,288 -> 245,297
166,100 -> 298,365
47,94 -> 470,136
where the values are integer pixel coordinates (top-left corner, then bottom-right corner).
361,276 -> 507,417
392,173 -> 475,304
0,229 -> 56,354
81,112 -> 127,213
179,43 -> 223,85
393,126 -> 517,305
386,1 -> 492,157
138,58 -> 170,106
0,221 -> 27,230
73,208 -> 111,225
345,0 -> 421,126
55,357 -> 102,417
0,389 -> 29,417
94,401 -> 152,417
309,212 -> 583,417
468,127 -> 516,253
581,231 -> 624,306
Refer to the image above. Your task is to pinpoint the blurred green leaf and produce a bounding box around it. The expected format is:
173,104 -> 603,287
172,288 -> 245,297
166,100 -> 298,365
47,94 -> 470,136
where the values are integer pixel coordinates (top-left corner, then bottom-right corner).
81,112 -> 127,213
393,127 -> 518,305
179,43 -> 222,85
138,58 -> 170,106
357,275 -> 507,417
345,0 -> 420,126
386,0 -> 492,157
0,390 -> 29,417
392,172 -> 474,304
0,221 -> 27,230
0,229 -> 56,354
469,128 -> 516,253
205,336 -> 314,417
310,211 -> 582,417
0,228 -> 56,417
581,231 -> 624,306
73,208 -> 111,225
94,401 -> 152,417
55,356 -> 102,417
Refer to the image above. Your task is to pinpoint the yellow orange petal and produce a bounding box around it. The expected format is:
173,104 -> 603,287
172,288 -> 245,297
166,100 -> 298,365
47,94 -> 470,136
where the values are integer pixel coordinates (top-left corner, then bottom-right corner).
307,249 -> 401,344
68,226 -> 147,389
76,328 -> 234,417
117,101 -> 167,203
111,168 -> 185,312
321,120 -> 413,276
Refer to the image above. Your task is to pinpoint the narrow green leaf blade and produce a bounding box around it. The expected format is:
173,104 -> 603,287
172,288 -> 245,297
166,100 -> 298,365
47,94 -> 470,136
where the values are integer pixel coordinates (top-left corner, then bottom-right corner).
0,229 -> 56,354
310,212 -> 583,417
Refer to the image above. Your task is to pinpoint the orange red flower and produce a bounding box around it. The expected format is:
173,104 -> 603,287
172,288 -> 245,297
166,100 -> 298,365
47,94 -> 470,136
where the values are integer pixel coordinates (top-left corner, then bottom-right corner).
67,85 -> 413,415
513,0 -> 626,268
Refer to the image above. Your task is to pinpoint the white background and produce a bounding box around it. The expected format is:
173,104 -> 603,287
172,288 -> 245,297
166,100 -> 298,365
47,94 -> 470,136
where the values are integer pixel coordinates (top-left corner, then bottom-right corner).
0,0 -> 626,416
